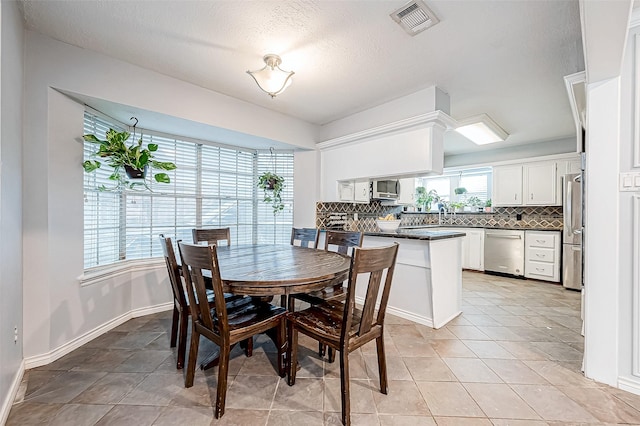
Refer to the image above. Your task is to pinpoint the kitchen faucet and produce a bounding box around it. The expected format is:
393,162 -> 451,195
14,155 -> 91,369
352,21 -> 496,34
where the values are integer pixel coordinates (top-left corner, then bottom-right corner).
438,206 -> 447,225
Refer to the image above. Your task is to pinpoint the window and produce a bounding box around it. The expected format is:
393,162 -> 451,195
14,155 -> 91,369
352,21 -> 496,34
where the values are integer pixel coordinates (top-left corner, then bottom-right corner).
83,111 -> 294,269
417,167 -> 492,210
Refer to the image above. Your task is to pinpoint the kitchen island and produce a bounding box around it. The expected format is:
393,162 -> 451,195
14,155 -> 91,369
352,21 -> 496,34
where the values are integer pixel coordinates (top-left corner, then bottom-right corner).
360,228 -> 465,328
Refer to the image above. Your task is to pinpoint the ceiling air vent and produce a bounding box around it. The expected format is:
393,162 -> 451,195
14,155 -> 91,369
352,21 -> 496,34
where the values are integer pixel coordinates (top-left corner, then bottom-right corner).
391,0 -> 439,36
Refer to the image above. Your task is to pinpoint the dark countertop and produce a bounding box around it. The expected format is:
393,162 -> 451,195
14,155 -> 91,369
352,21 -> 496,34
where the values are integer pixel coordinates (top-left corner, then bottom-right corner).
401,225 -> 562,232
364,228 -> 466,241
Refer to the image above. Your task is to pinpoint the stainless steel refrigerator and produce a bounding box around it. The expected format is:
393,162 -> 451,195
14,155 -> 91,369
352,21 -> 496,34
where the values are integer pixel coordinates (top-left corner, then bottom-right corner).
562,172 -> 583,290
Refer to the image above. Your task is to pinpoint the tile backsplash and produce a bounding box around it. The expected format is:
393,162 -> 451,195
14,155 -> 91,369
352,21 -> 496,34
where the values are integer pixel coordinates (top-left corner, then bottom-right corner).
316,201 -> 563,232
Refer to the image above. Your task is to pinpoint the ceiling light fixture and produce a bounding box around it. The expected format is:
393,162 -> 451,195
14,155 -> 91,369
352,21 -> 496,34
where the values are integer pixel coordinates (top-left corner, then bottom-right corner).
455,114 -> 509,145
246,54 -> 294,98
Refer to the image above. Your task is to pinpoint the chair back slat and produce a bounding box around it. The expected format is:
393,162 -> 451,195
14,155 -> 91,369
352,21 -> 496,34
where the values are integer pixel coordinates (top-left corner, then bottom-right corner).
192,228 -> 231,246
178,242 -> 228,336
342,243 -> 399,341
159,234 -> 187,307
358,269 -> 384,335
324,230 -> 363,256
290,227 -> 319,249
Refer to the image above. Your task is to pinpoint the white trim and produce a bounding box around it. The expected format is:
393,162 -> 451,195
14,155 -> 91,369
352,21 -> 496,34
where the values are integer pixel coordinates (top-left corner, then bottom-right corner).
78,257 -> 165,287
387,305 -> 435,328
619,376 -> 640,395
635,34 -> 640,168
317,111 -> 457,150
0,360 -> 25,426
631,7 -> 640,29
634,195 -> 640,376
131,301 -> 173,318
354,295 -> 435,328
24,302 -> 173,369
448,151 -> 580,171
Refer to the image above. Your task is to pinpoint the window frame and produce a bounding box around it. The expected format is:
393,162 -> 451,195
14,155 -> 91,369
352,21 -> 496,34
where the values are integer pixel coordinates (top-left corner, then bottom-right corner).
82,110 -> 294,272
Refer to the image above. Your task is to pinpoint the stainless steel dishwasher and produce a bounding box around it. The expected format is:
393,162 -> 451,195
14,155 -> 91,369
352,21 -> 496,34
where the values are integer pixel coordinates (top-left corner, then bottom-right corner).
484,229 -> 525,276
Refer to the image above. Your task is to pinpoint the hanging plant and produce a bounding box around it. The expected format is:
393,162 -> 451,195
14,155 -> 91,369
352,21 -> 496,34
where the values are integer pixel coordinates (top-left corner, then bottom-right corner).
257,171 -> 285,214
82,120 -> 176,191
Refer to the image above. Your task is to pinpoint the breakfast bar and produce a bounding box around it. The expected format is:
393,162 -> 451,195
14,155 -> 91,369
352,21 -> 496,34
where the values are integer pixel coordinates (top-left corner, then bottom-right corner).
360,228 -> 465,328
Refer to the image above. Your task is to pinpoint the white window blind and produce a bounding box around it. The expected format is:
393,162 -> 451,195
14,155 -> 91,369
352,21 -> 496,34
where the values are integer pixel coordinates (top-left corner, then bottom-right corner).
83,111 -> 294,269
418,167 -> 492,208
256,150 -> 294,245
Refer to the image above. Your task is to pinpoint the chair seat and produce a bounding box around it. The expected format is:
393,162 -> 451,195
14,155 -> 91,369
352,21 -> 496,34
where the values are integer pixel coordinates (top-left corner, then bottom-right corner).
292,286 -> 347,305
207,298 -> 287,333
287,300 -> 363,346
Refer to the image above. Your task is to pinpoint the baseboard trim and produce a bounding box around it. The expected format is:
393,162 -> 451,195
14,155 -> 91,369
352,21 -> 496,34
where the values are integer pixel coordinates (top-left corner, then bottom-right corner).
354,295 -> 435,328
619,376 -> 640,396
131,302 -> 173,318
386,305 -> 434,328
24,302 -> 173,370
0,359 -> 25,426
433,310 -> 462,329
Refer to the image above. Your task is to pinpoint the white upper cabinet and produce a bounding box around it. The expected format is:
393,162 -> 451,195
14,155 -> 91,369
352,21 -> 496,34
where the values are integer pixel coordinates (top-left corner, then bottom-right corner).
493,161 -> 558,206
524,161 -> 557,205
493,165 -> 523,206
397,178 -> 416,205
354,181 -> 370,203
339,180 -> 370,203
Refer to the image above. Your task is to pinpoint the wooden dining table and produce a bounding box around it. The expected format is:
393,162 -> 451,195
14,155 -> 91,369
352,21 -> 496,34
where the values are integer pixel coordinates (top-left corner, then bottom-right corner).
215,244 -> 352,299
198,243 -> 352,370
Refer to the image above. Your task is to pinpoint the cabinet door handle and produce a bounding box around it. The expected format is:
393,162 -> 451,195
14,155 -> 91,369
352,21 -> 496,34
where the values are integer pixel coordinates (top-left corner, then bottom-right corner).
536,239 -> 546,244
535,253 -> 546,258
536,267 -> 545,272
530,193 -> 534,200
514,194 -> 517,200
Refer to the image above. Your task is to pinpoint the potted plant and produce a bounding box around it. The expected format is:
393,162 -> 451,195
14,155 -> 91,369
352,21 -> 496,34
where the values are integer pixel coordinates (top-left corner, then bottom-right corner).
258,171 -> 285,214
415,187 -> 439,211
414,186 -> 427,211
484,199 -> 492,213
454,187 -> 467,196
449,201 -> 466,213
467,196 -> 483,212
83,128 -> 177,190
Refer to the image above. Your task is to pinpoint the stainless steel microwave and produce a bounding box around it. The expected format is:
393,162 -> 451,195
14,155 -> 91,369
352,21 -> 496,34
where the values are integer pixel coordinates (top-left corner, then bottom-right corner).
371,180 -> 399,200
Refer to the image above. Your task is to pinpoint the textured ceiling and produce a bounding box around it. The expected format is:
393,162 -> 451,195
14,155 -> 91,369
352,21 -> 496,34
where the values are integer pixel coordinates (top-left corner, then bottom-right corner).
19,0 -> 583,155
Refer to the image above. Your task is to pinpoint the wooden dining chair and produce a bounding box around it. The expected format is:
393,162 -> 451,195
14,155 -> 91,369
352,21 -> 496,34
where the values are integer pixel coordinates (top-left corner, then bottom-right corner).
192,227 -> 231,246
290,227 -> 319,249
178,241 -> 287,419
287,243 -> 399,426
160,235 -> 250,369
160,234 -> 216,370
288,230 -> 363,359
283,227 -> 320,307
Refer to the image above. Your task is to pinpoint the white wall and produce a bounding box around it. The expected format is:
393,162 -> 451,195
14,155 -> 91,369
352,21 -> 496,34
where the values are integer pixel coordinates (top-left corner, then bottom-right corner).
581,2 -> 633,388
319,86 -> 450,141
21,31 -> 318,362
444,137 -> 576,168
583,77 -> 621,386
616,22 -> 637,387
293,150 -> 320,227
0,0 -> 24,421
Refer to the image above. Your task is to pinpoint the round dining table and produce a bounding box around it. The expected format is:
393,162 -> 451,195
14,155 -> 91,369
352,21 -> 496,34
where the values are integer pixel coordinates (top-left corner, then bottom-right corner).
215,244 -> 352,298
197,243 -> 352,371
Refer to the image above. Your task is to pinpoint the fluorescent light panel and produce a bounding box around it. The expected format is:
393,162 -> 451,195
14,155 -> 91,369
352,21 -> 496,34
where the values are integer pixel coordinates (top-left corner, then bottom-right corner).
455,114 -> 508,145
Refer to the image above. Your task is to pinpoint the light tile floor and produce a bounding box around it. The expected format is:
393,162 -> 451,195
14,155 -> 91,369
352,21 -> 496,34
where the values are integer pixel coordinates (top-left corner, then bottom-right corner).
9,271 -> 640,425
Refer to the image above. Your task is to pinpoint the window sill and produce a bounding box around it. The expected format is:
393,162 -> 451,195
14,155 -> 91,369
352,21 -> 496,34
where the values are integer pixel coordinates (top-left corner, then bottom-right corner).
78,258 -> 165,287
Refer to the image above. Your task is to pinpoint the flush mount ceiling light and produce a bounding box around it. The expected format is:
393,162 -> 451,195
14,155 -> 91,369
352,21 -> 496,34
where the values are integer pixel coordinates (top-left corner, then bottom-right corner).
246,54 -> 294,98
455,114 -> 509,145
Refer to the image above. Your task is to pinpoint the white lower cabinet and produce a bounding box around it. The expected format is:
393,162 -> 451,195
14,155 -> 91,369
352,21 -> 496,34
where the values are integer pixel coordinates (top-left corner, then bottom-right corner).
440,227 -> 484,271
524,230 -> 561,282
